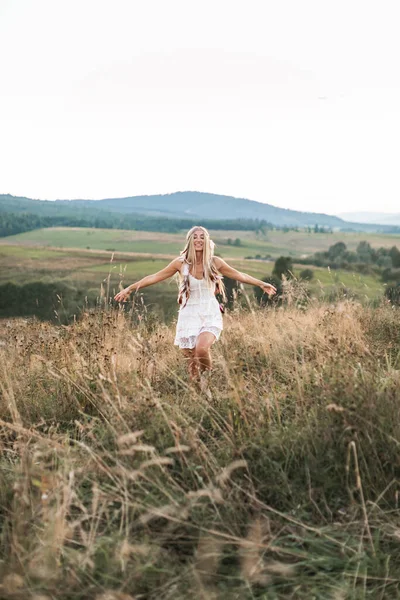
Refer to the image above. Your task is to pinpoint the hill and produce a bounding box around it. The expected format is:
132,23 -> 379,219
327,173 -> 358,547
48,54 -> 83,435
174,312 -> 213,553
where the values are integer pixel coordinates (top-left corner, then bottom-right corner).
71,191 -> 347,227
2,191 -> 399,231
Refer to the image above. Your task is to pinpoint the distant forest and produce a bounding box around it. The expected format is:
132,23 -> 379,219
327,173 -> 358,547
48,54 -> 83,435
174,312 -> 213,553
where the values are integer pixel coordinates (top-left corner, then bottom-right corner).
0,211 -> 275,238
299,240 -> 400,270
297,240 -> 400,287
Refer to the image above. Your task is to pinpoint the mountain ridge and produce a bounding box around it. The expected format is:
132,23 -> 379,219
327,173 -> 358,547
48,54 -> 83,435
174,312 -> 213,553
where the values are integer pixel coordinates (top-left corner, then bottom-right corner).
1,191 -> 399,232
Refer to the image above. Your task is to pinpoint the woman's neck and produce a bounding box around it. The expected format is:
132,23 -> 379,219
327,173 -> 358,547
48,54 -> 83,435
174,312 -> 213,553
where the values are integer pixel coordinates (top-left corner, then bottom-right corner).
195,251 -> 203,264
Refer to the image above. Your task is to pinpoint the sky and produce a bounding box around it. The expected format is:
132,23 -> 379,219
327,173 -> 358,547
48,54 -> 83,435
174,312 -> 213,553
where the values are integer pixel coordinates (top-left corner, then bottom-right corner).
1,0 -> 399,215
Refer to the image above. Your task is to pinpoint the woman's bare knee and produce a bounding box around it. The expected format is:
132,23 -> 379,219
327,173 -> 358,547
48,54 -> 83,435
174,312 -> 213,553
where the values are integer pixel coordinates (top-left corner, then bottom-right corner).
195,332 -> 215,355
195,344 -> 208,357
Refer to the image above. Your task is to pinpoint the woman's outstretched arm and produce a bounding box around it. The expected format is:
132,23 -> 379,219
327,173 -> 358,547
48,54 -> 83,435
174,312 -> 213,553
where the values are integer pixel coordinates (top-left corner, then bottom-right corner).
114,257 -> 182,302
213,257 -> 277,296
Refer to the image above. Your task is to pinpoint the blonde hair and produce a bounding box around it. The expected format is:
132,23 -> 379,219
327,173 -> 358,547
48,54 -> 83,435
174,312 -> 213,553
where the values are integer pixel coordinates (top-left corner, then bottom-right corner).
178,226 -> 226,307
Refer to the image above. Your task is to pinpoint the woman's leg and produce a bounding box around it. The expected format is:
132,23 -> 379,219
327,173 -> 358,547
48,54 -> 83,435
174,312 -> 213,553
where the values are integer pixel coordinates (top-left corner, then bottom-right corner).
182,348 -> 197,379
194,331 -> 216,374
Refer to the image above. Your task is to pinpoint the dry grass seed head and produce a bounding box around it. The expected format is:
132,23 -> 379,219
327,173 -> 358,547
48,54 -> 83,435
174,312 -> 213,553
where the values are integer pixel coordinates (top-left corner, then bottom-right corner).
264,560 -> 297,577
1,573 -> 25,594
194,534 -> 225,582
239,518 -> 271,585
216,460 -> 248,487
116,431 -> 145,446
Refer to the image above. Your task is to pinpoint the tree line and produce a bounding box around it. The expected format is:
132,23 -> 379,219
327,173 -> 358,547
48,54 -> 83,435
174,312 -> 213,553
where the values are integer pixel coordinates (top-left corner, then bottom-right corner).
0,211 -> 275,238
259,242 -> 400,305
298,240 -> 400,272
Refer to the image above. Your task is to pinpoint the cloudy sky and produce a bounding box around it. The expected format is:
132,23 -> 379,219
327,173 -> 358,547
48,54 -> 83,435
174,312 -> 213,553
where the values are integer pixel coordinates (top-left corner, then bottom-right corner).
1,0 -> 399,214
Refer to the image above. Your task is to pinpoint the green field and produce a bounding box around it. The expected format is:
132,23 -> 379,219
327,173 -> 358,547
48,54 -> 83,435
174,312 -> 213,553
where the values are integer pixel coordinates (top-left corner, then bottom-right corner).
0,226 -> 395,321
3,226 -> 400,259
299,264 -> 384,299
0,242 -> 385,304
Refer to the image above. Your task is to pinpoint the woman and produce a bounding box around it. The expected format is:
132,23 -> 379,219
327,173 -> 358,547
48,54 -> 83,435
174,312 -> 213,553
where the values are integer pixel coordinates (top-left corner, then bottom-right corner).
114,226 -> 276,380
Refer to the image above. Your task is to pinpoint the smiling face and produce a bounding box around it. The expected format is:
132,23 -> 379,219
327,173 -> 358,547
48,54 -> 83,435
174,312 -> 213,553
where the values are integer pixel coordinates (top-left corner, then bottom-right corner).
182,226 -> 213,268
192,228 -> 205,251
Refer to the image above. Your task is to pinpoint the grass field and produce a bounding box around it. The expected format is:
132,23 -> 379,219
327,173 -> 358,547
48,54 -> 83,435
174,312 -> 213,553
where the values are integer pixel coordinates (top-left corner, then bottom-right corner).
1,301 -> 400,598
1,231 -> 399,596
2,226 -> 400,259
0,243 -> 385,304
0,226 -> 395,323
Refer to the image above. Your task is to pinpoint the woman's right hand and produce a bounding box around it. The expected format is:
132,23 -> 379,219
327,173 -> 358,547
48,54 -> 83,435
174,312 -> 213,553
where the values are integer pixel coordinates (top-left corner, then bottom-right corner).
114,287 -> 132,303
260,282 -> 277,296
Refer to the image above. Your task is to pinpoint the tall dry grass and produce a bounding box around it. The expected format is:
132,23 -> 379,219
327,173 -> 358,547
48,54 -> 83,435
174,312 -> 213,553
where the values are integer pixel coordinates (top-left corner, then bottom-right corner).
0,294 -> 400,599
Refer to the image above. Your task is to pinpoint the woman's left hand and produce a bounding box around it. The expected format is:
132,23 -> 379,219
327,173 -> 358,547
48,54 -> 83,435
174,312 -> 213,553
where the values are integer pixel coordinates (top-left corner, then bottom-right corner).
114,287 -> 132,303
260,282 -> 277,296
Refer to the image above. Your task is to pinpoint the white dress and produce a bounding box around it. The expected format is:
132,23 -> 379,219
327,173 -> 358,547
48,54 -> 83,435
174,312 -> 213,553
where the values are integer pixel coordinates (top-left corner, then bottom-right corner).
174,263 -> 223,349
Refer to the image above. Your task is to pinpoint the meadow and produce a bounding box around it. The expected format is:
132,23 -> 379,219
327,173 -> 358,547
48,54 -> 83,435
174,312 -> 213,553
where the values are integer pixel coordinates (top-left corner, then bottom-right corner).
1,225 -> 395,323
0,242 -> 384,325
3,226 -> 400,259
0,295 -> 400,599
1,226 -> 399,598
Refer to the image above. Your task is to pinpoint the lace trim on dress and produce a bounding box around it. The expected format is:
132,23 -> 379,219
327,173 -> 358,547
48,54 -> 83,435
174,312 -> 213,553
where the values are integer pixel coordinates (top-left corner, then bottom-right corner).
175,326 -> 222,349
